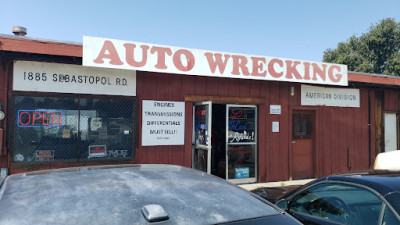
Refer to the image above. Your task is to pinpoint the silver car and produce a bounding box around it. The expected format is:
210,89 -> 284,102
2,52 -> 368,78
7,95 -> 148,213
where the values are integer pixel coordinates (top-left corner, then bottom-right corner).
0,164 -> 300,225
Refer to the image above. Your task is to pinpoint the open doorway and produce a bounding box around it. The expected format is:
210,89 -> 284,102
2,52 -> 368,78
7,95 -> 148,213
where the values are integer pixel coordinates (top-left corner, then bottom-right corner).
211,104 -> 226,178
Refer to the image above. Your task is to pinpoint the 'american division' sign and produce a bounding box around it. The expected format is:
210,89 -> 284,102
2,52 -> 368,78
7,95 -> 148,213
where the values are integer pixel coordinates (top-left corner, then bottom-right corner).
83,36 -> 348,86
301,85 -> 360,107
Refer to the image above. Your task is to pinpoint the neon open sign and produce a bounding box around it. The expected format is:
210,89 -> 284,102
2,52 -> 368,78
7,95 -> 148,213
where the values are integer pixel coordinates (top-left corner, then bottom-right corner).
18,110 -> 64,127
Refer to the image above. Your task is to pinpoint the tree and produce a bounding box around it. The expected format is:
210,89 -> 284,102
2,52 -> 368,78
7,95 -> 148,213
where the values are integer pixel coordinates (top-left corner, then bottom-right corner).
323,18 -> 400,76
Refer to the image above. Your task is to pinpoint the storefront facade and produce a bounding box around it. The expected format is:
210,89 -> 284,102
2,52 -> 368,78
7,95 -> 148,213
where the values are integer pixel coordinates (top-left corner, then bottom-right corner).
1,34 -> 399,183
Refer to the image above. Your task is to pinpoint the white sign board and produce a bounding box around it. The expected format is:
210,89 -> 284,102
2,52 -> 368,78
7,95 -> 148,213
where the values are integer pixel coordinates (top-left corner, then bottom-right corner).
142,100 -> 185,146
13,61 -> 136,96
270,105 -> 281,114
301,85 -> 360,108
272,121 -> 279,133
384,113 -> 397,152
83,36 -> 348,86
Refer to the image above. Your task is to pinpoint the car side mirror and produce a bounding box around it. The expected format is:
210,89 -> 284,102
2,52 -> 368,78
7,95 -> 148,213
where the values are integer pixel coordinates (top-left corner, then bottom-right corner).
276,199 -> 288,210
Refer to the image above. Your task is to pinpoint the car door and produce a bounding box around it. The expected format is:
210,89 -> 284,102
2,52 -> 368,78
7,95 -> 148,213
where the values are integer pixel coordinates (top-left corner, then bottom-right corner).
286,182 -> 385,225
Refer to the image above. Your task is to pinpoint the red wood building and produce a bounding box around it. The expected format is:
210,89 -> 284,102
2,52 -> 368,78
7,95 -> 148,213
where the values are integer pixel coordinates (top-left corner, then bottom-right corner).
0,34 -> 399,183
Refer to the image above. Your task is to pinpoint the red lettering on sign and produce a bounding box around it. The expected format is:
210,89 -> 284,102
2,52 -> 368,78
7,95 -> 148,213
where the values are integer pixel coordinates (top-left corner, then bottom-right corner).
18,111 -> 63,127
328,65 -> 342,82
285,60 -> 302,80
231,55 -> 250,76
204,52 -> 230,74
124,44 -> 149,67
89,39 -> 345,84
230,110 -> 244,119
195,108 -> 207,117
251,57 -> 267,77
43,112 -> 50,126
52,113 -> 63,126
173,49 -> 195,72
93,40 -> 123,65
303,62 -> 311,80
150,46 -> 172,69
268,59 -> 284,78
312,63 -> 327,81
32,112 -> 42,125
19,111 -> 30,126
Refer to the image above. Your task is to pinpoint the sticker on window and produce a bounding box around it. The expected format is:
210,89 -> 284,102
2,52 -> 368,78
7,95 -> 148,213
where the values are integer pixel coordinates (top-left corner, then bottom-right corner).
90,118 -> 102,131
107,150 -> 128,158
235,167 -> 250,179
35,150 -> 55,161
88,145 -> 107,158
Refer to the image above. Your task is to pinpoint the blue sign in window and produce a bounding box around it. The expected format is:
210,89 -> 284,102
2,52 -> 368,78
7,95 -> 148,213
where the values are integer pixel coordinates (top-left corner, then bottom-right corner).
235,167 -> 249,179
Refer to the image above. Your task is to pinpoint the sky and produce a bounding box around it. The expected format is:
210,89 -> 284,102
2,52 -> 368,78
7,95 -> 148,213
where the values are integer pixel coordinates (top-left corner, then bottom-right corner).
1,0 -> 399,62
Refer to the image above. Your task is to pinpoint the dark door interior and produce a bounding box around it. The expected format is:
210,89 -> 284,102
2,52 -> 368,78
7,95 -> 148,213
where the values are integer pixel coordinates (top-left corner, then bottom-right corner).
211,104 -> 226,178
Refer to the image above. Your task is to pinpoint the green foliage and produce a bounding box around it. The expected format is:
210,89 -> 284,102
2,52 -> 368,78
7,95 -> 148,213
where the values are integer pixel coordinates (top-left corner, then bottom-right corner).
323,18 -> 400,76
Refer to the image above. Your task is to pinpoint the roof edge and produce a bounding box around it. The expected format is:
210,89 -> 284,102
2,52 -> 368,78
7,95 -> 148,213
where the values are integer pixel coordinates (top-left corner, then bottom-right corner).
0,34 -> 82,57
0,33 -> 81,46
348,71 -> 400,87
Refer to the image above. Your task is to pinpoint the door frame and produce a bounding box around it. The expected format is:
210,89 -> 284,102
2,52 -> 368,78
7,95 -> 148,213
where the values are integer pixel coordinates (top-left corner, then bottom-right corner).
226,104 -> 258,184
289,108 -> 317,180
192,101 -> 212,174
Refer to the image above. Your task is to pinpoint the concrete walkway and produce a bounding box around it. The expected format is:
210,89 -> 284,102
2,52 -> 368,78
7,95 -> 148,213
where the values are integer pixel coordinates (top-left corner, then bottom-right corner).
239,178 -> 314,191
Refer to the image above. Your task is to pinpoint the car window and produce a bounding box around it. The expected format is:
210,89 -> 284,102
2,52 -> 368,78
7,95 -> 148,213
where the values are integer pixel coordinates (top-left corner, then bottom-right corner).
382,205 -> 399,225
290,183 -> 383,225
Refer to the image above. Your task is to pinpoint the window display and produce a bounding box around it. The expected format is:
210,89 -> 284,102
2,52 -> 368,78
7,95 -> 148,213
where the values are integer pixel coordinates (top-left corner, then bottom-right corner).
12,95 -> 135,163
226,106 -> 257,181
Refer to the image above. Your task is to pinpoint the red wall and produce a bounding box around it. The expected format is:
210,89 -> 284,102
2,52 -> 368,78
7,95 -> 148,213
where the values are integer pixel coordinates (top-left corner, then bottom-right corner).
0,60 -> 396,182
315,89 -> 371,177
384,89 -> 399,111
0,60 -> 11,165
135,71 -> 377,182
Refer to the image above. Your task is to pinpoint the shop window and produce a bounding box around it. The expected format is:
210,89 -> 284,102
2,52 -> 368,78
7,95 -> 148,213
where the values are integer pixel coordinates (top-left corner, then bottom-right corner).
12,95 -> 136,163
292,111 -> 313,139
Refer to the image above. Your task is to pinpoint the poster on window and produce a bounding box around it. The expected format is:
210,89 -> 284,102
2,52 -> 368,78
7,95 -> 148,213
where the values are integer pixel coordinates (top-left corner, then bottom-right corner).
35,150 -> 55,161
194,104 -> 209,146
228,107 -> 256,143
90,118 -> 102,131
142,100 -> 185,146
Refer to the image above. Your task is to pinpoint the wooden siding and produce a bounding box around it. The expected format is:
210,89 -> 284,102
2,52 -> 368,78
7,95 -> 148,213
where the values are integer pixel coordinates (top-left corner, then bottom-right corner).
135,72 -> 375,182
0,59 -> 11,160
310,88 -> 371,177
384,89 -> 399,111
